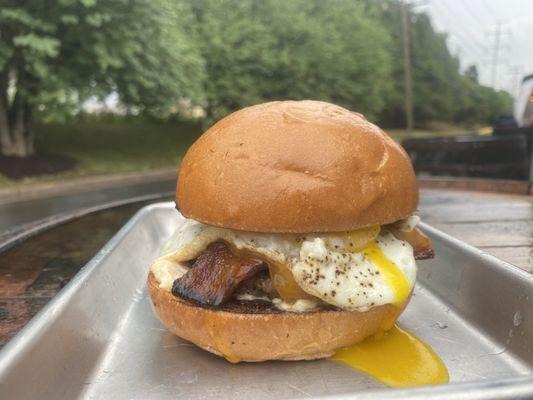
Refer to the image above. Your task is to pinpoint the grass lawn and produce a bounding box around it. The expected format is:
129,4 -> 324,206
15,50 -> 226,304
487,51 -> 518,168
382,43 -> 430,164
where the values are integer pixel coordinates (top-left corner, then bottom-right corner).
386,121 -> 485,141
0,120 -> 203,187
0,119 -> 483,188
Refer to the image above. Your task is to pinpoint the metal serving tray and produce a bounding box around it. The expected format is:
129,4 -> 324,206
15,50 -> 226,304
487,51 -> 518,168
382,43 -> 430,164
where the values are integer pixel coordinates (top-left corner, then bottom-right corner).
0,202 -> 532,400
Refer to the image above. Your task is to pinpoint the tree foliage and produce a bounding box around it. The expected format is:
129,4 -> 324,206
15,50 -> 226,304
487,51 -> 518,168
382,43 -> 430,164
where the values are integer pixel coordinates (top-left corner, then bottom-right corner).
376,0 -> 512,127
181,0 -> 511,126
183,0 -> 392,122
0,0 -> 204,156
0,0 -> 514,157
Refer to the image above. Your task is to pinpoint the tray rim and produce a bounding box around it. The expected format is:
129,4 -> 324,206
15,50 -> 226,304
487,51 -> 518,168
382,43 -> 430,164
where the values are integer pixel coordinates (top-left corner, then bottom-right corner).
1,201 -> 532,399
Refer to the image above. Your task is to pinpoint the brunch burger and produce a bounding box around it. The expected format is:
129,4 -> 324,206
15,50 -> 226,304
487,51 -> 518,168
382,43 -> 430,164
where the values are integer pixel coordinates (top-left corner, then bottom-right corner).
148,100 -> 434,363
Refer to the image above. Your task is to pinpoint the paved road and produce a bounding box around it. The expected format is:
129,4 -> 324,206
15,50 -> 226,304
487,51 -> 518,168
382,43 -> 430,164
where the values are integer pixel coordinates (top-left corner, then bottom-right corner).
0,178 -> 175,233
2,180 -> 532,272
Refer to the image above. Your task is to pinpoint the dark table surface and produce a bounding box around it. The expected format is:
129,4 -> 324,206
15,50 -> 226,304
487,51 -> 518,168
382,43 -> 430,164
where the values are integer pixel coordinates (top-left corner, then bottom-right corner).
0,187 -> 531,348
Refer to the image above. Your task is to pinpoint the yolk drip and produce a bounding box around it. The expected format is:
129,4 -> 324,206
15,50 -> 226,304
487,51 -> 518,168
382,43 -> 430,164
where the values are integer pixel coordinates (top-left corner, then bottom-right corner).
204,312 -> 241,363
332,325 -> 449,387
363,243 -> 410,307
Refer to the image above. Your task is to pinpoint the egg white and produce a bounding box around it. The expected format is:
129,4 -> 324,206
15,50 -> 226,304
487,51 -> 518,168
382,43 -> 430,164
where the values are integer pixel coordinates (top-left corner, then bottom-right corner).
151,217 -> 417,311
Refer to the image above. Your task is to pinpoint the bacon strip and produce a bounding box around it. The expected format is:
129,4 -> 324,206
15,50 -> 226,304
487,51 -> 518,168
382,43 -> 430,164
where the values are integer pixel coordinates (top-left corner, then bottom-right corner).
172,241 -> 266,307
414,246 -> 435,260
234,270 -> 278,298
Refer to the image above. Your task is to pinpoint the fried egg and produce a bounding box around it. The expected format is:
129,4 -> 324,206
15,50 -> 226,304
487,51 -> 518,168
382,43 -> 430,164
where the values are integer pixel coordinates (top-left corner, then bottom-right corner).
150,217 -> 449,388
151,217 -> 417,311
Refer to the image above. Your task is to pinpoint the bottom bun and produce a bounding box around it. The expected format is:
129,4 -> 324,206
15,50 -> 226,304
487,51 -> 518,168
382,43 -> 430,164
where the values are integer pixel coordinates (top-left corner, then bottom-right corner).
147,272 -> 407,362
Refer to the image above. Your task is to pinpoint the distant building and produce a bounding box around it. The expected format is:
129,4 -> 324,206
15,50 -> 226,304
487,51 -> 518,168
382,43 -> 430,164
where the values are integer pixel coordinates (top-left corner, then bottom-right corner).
515,74 -> 533,127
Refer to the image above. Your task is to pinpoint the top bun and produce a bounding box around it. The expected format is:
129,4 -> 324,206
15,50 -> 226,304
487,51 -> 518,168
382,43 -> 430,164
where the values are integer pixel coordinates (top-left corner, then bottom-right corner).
177,100 -> 418,233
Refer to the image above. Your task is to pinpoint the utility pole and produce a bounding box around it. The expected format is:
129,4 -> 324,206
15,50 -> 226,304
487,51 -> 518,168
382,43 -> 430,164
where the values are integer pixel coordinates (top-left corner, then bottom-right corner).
491,21 -> 502,88
507,65 -> 523,98
400,1 -> 414,133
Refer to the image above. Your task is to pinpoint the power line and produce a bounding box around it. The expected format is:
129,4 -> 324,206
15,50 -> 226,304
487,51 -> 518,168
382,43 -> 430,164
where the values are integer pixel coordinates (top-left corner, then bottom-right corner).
505,11 -> 533,24
457,1 -> 489,29
432,25 -> 484,60
400,0 -> 414,132
446,36 -> 489,64
479,0 -> 500,21
432,0 -> 487,48
506,64 -> 524,97
427,0 -> 530,94
491,21 -> 502,87
429,0 -> 488,60
488,22 -> 512,89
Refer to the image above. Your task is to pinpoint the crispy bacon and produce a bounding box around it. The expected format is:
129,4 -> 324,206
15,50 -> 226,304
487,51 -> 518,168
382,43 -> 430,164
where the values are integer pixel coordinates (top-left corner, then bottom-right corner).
234,270 -> 278,298
388,225 -> 435,260
414,246 -> 435,260
172,241 -> 266,307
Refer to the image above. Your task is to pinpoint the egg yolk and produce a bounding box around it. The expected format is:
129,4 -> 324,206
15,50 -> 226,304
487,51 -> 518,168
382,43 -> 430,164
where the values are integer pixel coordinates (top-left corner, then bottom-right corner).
363,242 -> 410,308
333,226 -> 381,253
268,259 -> 315,303
332,325 -> 449,387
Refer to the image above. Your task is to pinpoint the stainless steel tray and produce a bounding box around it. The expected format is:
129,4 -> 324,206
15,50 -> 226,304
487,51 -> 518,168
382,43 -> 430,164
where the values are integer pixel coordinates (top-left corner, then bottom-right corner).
1,202 -> 532,400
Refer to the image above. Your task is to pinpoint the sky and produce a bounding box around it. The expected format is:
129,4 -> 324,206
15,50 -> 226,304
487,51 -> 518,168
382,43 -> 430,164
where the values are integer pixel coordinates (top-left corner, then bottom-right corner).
416,0 -> 533,98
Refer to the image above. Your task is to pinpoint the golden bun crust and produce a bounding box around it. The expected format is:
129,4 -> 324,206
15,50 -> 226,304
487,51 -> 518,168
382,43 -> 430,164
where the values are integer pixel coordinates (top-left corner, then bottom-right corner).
147,272 -> 407,362
177,100 -> 418,233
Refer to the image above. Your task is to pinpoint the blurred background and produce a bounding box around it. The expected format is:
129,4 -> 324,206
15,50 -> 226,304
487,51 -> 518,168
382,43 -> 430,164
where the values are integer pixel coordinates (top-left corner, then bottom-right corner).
0,0 -> 532,226
1,0 -> 532,347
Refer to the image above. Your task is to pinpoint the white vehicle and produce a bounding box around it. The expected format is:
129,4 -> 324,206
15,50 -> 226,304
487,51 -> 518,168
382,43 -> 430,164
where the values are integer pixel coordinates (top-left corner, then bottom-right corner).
515,74 -> 533,127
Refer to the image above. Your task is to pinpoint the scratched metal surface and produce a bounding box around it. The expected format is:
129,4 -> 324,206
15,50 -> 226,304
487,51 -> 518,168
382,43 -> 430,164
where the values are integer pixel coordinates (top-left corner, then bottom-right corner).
0,202 -> 532,399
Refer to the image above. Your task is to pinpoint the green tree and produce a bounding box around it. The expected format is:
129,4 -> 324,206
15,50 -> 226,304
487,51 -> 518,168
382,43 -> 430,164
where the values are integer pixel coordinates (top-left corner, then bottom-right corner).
376,1 -> 511,127
377,2 -> 464,126
456,81 -> 513,124
183,0 -> 392,123
0,0 -> 204,157
460,66 -> 513,123
464,65 -> 479,83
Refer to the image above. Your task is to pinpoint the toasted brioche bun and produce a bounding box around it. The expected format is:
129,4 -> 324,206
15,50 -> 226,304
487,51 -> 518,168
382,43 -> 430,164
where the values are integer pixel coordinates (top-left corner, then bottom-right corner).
177,100 -> 418,233
148,272 -> 407,362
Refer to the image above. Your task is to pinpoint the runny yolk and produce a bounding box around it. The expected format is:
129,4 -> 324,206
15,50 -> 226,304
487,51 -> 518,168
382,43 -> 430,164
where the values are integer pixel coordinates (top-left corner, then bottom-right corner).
363,242 -> 410,308
332,325 -> 449,387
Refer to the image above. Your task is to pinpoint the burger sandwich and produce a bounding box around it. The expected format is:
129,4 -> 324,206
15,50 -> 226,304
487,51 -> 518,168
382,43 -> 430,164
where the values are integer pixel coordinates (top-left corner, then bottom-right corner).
148,100 -> 434,363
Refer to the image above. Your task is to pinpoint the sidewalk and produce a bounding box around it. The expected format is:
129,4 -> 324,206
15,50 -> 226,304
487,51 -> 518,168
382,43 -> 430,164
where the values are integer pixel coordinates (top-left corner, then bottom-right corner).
0,169 -> 177,232
0,168 -> 177,205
